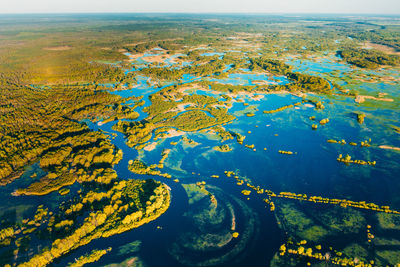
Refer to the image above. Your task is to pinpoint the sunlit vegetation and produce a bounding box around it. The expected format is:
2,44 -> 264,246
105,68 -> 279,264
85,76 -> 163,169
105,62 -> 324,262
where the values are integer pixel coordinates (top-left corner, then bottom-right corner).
279,150 -> 294,155
285,72 -> 332,94
224,170 -> 400,215
338,47 -> 400,69
226,169 -> 400,265
138,58 -> 227,80
17,179 -> 170,266
198,81 -> 256,94
113,87 -> 236,146
0,44 -> 127,85
241,190 -> 251,196
0,227 -> 15,245
201,60 -> 334,95
158,149 -> 171,168
181,135 -> 199,147
315,101 -> 325,110
278,241 -> 373,266
161,109 -> 235,132
231,132 -> 245,145
319,118 -> 330,125
327,138 -> 371,148
208,126 -> 234,142
59,188 -> 71,196
337,154 -> 376,166
112,120 -> 154,148
357,113 -> 366,124
250,57 -> 292,75
213,144 -> 233,152
0,78 -> 140,193
245,144 -> 255,150
128,159 -> 171,178
0,178 -> 170,266
69,248 -> 112,267
263,102 -> 301,114
0,13 -> 399,267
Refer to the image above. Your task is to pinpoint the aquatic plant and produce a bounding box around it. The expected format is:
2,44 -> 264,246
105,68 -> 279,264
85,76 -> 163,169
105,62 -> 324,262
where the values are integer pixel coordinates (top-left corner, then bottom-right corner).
128,159 -> 171,178
279,150 -> 294,155
357,113 -> 366,124
69,248 -> 112,267
213,144 -> 233,152
319,118 -> 329,125
337,154 -> 376,166
263,102 -> 302,114
17,179 -> 170,267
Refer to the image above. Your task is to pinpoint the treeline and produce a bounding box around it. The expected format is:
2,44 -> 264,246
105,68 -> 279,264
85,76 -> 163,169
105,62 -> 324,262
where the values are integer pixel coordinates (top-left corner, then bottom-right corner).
0,75 -> 172,265
337,48 -> 400,69
250,57 -> 292,75
16,179 -> 170,267
0,44 -> 127,84
351,28 -> 400,50
0,79 -> 139,190
113,86 -> 235,149
284,72 -> 331,94
138,58 -> 227,80
124,40 -> 184,53
137,50 -> 252,81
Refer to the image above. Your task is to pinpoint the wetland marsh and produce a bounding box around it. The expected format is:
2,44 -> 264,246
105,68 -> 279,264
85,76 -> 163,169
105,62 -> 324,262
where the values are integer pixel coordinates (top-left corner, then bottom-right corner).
0,13 -> 400,267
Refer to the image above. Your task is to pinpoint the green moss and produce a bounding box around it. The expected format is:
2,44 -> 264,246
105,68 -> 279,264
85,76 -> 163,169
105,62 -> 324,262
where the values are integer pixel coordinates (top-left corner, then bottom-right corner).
376,250 -> 400,266
103,256 -> 146,267
318,206 -> 366,234
116,240 -> 142,256
374,237 -> 400,246
275,202 -> 328,242
377,213 -> 400,230
299,226 -> 328,242
342,243 -> 368,262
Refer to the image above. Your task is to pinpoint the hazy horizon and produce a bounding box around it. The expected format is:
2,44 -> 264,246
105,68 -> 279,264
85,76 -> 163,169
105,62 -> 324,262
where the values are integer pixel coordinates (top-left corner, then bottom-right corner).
1,0 -> 400,15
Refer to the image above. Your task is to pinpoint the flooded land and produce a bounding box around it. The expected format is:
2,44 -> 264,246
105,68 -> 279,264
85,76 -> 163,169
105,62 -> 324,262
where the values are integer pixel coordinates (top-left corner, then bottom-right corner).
0,14 -> 400,267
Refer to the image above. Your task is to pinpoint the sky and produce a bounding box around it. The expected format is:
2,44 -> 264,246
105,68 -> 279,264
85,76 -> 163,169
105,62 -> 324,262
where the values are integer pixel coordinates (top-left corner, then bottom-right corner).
0,0 -> 399,14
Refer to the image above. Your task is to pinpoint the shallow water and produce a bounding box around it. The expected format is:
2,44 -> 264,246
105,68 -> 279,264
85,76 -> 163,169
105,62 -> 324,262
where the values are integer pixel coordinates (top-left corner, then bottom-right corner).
7,52 -> 400,267
84,55 -> 400,266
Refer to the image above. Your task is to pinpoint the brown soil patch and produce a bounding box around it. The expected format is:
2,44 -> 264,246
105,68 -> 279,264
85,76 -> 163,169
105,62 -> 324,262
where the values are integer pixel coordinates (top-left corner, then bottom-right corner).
142,54 -> 170,63
43,46 -> 72,51
355,95 -> 394,104
362,42 -> 400,55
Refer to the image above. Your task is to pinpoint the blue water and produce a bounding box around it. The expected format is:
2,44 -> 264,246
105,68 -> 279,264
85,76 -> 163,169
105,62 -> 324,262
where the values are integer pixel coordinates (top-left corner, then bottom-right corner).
286,57 -> 353,75
201,52 -> 225,58
208,72 -> 290,86
9,50 -> 400,267
103,55 -> 400,209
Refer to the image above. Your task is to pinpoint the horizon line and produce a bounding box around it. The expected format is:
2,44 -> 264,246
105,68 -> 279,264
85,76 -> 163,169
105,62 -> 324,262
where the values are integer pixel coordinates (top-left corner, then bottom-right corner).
0,11 -> 400,16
